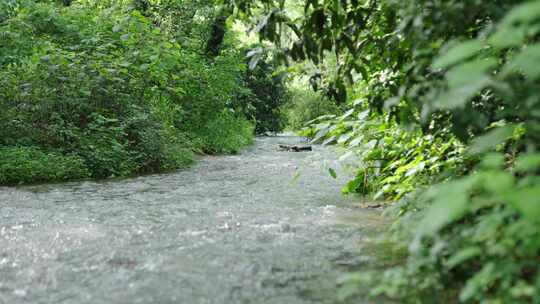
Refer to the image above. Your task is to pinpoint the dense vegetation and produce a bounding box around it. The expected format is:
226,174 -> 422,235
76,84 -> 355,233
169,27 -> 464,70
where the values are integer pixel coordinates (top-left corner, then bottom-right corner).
0,0 -> 288,184
2,0 -> 540,302
231,0 -> 540,302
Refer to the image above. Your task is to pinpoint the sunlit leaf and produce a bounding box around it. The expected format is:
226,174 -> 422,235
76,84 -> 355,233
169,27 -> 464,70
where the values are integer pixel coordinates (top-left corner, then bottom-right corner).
340,108 -> 355,120
246,47 -> 263,58
322,135 -> 336,146
348,136 -> 362,148
339,150 -> 355,162
249,54 -> 261,70
357,110 -> 369,121
337,133 -> 352,144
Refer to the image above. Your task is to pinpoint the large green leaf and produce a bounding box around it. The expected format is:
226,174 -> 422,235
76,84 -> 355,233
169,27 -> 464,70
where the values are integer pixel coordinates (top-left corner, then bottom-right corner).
416,177 -> 477,236
470,125 -> 515,154
515,153 -> 540,172
433,40 -> 485,69
446,247 -> 482,269
500,0 -> 540,26
435,58 -> 497,109
489,26 -> 528,49
446,58 -> 498,88
502,44 -> 540,80
436,77 -> 491,109
482,171 -> 515,195
505,187 -> 540,221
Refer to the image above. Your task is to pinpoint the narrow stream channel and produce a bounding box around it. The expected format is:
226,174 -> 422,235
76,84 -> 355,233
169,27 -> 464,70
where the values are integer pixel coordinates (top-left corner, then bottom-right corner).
0,136 -> 385,304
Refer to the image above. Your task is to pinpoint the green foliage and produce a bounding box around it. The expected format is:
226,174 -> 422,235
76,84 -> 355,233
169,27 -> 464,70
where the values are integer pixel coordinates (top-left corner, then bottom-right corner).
304,104 -> 465,200
0,146 -> 89,185
284,86 -> 340,131
329,1 -> 540,302
241,47 -> 290,134
352,151 -> 540,303
233,0 -> 521,128
233,0 -> 540,302
0,0 -> 255,184
192,110 -> 255,154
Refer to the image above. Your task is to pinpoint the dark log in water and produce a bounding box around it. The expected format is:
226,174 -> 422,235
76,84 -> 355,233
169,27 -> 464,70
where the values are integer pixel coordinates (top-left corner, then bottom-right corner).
278,144 -> 313,152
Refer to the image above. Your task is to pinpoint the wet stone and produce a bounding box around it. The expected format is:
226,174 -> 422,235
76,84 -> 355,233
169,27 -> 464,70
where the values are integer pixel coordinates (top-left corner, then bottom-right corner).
280,223 -> 294,233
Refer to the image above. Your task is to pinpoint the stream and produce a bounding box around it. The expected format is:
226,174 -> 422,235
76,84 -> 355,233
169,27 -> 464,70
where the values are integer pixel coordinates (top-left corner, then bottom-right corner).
0,136 -> 386,304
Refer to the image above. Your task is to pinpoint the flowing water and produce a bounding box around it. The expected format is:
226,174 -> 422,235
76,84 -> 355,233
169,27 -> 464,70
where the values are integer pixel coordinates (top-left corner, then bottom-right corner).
0,136 -> 386,304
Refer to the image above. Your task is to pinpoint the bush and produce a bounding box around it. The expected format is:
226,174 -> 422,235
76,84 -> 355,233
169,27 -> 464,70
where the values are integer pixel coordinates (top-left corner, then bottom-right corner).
193,111 -> 255,154
329,1 -> 540,302
284,86 -> 340,131
0,146 -> 89,185
305,106 -> 466,200
124,115 -> 194,173
0,1 -> 254,184
239,46 -> 290,134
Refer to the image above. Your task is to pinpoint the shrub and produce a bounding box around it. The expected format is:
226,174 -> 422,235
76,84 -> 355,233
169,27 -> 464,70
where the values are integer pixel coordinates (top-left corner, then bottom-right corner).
240,46 -> 290,134
0,146 -> 89,185
334,1 -> 540,302
304,105 -> 466,200
284,86 -> 340,131
193,111 -> 255,154
0,1 -> 254,184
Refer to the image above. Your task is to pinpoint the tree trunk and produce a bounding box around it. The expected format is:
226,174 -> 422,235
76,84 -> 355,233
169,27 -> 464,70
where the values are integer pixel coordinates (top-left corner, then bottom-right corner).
205,7 -> 232,57
278,145 -> 313,152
